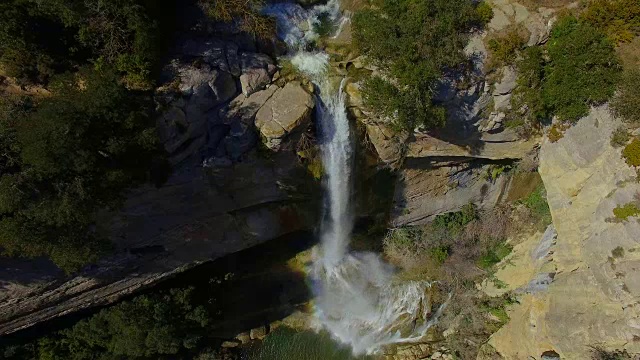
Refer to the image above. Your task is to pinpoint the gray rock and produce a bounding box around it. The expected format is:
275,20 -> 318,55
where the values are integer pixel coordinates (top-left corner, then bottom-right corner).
255,82 -> 314,150
240,68 -> 271,96
493,67 -> 518,96
240,52 -> 275,96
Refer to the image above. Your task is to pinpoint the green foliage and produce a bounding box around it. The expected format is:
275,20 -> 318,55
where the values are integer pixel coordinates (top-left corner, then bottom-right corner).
7,287 -> 211,360
622,138 -> 640,167
352,0 -> 484,130
581,0 -> 640,44
0,67 -> 164,272
432,203 -> 478,235
611,126 -> 631,147
613,203 -> 640,221
476,2 -> 494,25
611,70 -> 640,124
511,46 -> 547,126
477,243 -> 512,269
612,246 -> 625,258
520,183 -> 551,225
543,15 -> 620,122
487,27 -> 527,68
429,246 -> 451,265
0,0 -> 180,87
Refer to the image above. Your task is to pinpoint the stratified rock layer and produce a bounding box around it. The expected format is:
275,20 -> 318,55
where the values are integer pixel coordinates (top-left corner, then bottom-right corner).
482,106 -> 640,359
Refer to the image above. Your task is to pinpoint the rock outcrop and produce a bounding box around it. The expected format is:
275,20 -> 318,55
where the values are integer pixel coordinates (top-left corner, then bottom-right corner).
481,106 -> 640,359
255,81 -> 315,150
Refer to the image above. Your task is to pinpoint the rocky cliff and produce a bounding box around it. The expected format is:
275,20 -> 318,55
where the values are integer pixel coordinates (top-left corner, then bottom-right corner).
0,19 -> 320,335
480,106 -> 640,359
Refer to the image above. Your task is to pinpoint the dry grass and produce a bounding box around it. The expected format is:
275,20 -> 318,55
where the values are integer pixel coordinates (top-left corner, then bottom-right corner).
617,37 -> 640,71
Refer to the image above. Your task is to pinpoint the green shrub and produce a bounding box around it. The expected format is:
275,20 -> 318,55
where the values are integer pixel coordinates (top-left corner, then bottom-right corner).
520,183 -> 552,225
543,15 -> 620,122
0,67 -> 164,272
477,243 -> 512,269
0,0 -> 177,87
612,246 -> 625,258
622,138 -> 640,166
613,203 -> 640,220
611,126 -> 631,147
429,246 -> 451,265
487,27 -> 527,68
6,288 -> 213,360
581,0 -> 640,44
352,0 -> 483,130
511,46 -> 547,125
432,203 -> 478,235
611,70 -> 640,124
476,2 -> 494,25
202,0 -> 275,40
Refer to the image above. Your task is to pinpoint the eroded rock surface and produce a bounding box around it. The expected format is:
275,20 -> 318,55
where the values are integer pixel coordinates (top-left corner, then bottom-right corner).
482,106 -> 640,359
255,81 -> 314,150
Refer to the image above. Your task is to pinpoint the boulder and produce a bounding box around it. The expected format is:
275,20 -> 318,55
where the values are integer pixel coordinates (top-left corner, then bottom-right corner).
365,122 -> 408,169
240,52 -> 276,96
255,82 -> 314,150
156,64 -> 238,165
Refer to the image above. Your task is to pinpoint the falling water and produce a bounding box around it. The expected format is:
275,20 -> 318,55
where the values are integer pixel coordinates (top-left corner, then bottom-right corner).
263,0 -> 443,354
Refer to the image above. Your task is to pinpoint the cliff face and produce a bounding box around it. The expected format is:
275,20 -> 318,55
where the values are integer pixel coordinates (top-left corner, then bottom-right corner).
482,106 -> 640,359
0,23 -> 320,335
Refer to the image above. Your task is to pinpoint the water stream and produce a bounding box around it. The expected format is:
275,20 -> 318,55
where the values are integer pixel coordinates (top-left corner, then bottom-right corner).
263,1 -> 443,355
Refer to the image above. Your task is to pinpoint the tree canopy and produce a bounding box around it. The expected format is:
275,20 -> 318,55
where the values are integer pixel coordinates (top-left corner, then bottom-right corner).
0,68 -> 164,272
352,0 -> 489,130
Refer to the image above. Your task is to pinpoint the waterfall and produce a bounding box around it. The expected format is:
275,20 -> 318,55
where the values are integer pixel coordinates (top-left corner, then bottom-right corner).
263,1 -> 443,354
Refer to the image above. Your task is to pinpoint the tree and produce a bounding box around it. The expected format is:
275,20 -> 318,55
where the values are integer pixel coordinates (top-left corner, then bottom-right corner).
352,0 -> 487,130
542,16 -> 620,122
34,288 -> 211,360
0,67 -> 164,272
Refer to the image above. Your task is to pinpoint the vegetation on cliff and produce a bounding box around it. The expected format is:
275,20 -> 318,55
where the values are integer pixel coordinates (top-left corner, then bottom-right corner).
2,287 -> 217,360
351,0 -> 490,130
0,68 -> 166,272
0,0 -> 178,88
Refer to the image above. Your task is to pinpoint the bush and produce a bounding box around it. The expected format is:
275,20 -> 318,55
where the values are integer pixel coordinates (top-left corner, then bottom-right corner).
622,138 -> 640,166
543,15 -> 620,122
581,0 -> 640,44
6,287 -> 213,360
611,126 -> 631,147
0,0 -> 177,87
352,0 -> 484,130
0,67 -> 164,272
611,70 -> 640,124
511,46 -> 547,126
476,2 -> 494,25
202,0 -> 275,40
612,246 -> 625,258
487,26 -> 527,68
519,183 -> 552,226
613,203 -> 640,221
